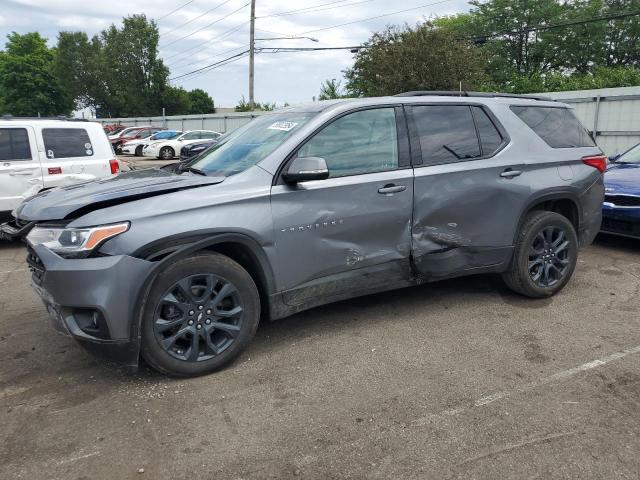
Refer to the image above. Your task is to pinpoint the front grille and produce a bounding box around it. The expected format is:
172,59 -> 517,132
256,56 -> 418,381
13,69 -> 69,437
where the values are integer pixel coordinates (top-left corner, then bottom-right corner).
604,194 -> 640,207
26,247 -> 46,284
602,217 -> 640,237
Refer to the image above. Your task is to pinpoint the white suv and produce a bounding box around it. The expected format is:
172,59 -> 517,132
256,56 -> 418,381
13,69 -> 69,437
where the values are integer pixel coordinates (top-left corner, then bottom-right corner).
0,118 -> 118,223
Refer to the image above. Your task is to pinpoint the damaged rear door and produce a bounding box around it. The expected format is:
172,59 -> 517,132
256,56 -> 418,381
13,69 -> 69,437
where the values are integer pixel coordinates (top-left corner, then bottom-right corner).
407,103 -> 530,279
271,106 -> 414,306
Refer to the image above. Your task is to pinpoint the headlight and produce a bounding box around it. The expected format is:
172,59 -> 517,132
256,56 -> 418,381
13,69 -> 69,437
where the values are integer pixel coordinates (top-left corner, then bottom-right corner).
27,222 -> 129,257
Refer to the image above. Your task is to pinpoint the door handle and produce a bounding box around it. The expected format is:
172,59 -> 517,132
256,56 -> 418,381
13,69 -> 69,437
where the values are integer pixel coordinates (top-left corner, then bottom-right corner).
500,169 -> 522,179
9,169 -> 35,176
378,184 -> 407,194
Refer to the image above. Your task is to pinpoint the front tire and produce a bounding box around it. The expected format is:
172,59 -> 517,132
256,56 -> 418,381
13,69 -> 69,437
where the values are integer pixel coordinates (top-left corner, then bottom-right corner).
135,145 -> 144,156
502,211 -> 578,298
140,253 -> 260,377
159,146 -> 175,160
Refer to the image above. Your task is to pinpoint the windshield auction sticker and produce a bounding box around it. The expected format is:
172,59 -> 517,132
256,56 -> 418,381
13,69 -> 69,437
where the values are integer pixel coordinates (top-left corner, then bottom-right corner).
268,121 -> 298,131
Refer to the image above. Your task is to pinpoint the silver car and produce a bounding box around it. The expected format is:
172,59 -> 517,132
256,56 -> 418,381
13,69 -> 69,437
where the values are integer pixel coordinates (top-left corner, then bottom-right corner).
3,92 -> 606,377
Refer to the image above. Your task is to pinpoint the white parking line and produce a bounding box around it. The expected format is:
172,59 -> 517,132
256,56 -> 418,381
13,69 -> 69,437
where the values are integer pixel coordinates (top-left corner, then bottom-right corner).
415,345 -> 640,425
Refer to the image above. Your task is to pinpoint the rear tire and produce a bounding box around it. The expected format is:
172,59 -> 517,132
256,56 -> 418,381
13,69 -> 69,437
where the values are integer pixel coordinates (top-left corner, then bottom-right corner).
140,253 -> 260,377
159,146 -> 175,160
502,211 -> 578,298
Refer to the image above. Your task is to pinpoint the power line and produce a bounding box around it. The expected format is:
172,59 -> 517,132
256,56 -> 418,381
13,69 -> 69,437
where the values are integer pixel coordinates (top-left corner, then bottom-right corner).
161,2 -> 250,48
161,0 -> 234,37
257,0 -> 374,19
466,9 -> 640,41
163,21 -> 248,63
157,0 -> 197,21
257,46 -> 367,52
169,50 -> 250,81
297,0 -> 455,35
170,45 -> 247,71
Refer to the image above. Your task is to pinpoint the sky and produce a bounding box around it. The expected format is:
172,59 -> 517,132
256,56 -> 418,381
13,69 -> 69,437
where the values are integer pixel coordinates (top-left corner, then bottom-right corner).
0,0 -> 471,108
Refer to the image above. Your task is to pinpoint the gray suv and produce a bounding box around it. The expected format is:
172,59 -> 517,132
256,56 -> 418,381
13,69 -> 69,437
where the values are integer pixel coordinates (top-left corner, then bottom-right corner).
4,92 -> 606,377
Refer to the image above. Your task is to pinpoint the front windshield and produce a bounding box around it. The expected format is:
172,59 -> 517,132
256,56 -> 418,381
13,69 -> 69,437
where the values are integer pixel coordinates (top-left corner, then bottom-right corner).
122,129 -> 141,138
618,144 -> 640,164
189,113 -> 315,176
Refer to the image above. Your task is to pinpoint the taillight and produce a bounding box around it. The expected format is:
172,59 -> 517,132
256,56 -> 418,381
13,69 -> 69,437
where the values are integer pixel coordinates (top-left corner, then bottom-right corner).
109,159 -> 120,175
582,154 -> 608,173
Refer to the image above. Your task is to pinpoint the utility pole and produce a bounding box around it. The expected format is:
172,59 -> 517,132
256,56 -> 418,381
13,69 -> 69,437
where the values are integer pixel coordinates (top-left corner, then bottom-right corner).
249,0 -> 256,110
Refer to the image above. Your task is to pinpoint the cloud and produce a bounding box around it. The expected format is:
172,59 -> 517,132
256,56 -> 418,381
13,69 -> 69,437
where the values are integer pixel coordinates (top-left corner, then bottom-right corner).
1,0 -> 471,106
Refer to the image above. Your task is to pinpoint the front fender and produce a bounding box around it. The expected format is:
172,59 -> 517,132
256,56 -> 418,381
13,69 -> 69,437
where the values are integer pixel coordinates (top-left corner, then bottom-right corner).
129,231 -> 277,344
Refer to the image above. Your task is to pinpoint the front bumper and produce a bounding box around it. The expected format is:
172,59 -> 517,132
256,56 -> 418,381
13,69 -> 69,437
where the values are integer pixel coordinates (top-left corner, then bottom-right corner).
28,244 -> 155,367
601,204 -> 640,239
120,144 -> 138,155
142,146 -> 160,157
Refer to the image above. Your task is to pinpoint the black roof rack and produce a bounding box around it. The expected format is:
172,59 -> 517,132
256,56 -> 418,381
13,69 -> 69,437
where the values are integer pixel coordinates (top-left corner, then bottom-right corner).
0,114 -> 89,121
394,91 -> 555,102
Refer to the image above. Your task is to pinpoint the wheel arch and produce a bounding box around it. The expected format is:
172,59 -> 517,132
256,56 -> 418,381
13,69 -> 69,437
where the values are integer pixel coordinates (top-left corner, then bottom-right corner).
130,232 -> 277,343
514,191 -> 582,244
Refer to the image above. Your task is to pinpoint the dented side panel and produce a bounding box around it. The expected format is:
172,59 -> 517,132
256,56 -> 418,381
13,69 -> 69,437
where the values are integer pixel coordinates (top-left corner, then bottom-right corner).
411,156 -> 531,277
270,169 -> 414,298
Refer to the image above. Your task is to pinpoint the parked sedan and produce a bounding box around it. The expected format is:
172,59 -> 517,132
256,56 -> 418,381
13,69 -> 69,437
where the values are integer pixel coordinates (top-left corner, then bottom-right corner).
179,138 -> 219,161
142,130 -> 222,159
601,143 -> 640,238
121,130 -> 183,156
111,127 -> 164,154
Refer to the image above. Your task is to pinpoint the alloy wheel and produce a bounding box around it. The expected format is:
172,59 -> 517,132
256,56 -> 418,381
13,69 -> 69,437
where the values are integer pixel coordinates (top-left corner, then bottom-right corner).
528,226 -> 571,287
153,274 -> 243,362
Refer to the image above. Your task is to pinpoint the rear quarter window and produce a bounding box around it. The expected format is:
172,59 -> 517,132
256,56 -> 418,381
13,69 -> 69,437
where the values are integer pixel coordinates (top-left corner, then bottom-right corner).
510,106 -> 595,148
0,128 -> 31,160
42,128 -> 95,159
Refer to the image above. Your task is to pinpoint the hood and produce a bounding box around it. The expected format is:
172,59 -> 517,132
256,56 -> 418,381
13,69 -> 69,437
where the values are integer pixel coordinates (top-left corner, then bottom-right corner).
604,163 -> 640,195
15,169 -> 225,222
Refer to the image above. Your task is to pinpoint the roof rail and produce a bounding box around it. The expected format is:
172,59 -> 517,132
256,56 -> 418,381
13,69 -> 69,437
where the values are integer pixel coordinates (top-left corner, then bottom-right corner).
0,114 -> 89,122
394,91 -> 555,102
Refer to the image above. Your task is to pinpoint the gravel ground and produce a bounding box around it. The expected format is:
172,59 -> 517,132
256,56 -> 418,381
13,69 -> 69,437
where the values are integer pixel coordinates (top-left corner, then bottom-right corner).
1,230 -> 639,479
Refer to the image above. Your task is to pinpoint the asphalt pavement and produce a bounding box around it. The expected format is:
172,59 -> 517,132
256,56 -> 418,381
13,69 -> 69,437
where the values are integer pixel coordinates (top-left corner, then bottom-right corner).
1,233 -> 639,479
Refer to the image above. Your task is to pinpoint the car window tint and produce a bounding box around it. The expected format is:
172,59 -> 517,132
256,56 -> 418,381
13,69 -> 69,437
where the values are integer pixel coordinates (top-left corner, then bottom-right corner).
0,128 -> 31,161
182,132 -> 200,140
472,106 -> 503,156
42,128 -> 94,159
201,132 -> 216,139
297,108 -> 398,178
510,106 -> 595,148
411,105 -> 481,164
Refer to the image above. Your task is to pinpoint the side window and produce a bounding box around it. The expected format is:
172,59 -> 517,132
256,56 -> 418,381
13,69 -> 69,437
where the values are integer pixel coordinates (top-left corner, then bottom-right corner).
297,108 -> 398,178
42,128 -> 94,159
510,106 -> 595,148
182,132 -> 199,140
471,106 -> 503,156
411,105 -> 481,164
0,128 -> 32,161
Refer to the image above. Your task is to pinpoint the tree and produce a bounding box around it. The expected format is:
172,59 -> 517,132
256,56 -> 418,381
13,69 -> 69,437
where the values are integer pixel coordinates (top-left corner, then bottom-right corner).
344,24 -> 487,97
0,32 -> 72,116
188,88 -> 215,114
318,79 -> 347,100
234,95 -> 275,111
161,86 -> 191,116
54,15 -> 169,117
435,0 -> 640,92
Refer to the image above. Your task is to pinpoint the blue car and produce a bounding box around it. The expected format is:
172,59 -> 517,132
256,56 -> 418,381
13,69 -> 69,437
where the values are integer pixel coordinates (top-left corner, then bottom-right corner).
601,143 -> 640,238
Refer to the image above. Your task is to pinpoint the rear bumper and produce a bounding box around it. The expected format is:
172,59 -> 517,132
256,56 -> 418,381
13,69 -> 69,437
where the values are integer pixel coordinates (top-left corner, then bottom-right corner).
28,245 -> 155,367
601,205 -> 640,239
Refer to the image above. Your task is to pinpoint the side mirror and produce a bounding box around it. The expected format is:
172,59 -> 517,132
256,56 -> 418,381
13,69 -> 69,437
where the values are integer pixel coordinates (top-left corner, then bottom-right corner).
283,157 -> 329,183
609,154 -> 620,163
